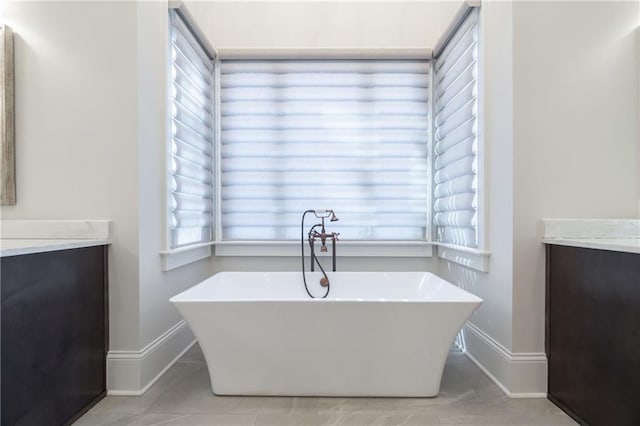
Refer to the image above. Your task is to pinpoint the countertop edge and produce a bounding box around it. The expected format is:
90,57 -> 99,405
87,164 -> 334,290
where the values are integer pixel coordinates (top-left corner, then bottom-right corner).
0,239 -> 112,257
541,238 -> 640,255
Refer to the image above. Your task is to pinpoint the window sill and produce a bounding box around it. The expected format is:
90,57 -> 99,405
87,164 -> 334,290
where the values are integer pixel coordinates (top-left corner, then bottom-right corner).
160,242 -> 213,271
213,241 -> 434,258
435,243 -> 490,272
157,241 -> 490,271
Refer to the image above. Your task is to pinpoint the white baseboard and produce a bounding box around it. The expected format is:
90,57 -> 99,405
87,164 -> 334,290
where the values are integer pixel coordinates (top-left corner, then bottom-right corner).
107,320 -> 195,395
462,322 -> 547,398
105,319 -> 544,397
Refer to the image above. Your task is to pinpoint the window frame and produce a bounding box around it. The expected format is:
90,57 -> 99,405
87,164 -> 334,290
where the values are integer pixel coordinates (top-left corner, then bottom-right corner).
214,55 -> 434,258
161,6 -> 218,271
213,55 -> 434,257
432,4 -> 490,272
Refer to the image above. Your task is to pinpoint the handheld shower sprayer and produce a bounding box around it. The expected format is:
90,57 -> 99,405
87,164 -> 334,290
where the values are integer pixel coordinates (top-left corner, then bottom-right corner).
312,209 -> 339,222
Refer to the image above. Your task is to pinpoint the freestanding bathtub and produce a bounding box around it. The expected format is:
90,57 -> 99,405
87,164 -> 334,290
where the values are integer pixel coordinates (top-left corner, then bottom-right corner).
170,271 -> 482,397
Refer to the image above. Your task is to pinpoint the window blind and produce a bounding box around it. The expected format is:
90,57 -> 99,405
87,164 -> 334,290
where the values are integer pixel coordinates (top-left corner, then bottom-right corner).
433,8 -> 479,248
168,10 -> 215,248
219,59 -> 431,241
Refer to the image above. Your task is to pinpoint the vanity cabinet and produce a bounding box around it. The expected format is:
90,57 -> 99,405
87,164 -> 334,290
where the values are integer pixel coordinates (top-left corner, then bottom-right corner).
1,245 -> 108,426
545,244 -> 640,425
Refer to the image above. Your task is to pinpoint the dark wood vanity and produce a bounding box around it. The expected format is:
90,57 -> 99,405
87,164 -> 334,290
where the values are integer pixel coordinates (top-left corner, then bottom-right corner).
1,245 -> 108,426
545,243 -> 640,425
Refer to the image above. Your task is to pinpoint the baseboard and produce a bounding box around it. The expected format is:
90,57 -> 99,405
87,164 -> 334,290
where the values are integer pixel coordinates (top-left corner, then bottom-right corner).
462,322 -> 547,398
106,319 -> 545,397
106,320 -> 195,395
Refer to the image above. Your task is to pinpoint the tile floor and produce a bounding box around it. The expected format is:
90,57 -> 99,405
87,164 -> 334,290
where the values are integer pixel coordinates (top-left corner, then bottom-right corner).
75,345 -> 575,425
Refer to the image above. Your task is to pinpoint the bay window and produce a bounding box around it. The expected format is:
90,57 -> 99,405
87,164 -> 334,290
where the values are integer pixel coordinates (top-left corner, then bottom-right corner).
165,4 -> 483,266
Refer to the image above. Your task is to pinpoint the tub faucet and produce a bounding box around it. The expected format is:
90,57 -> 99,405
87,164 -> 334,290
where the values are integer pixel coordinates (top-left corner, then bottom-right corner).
301,209 -> 339,297
307,210 -> 339,280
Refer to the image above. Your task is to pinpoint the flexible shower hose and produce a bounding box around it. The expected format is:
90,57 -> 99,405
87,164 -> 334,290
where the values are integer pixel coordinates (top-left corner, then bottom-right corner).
301,210 -> 330,299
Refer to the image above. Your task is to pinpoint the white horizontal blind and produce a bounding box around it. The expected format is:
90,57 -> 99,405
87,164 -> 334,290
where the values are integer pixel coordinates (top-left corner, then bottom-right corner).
433,8 -> 479,248
219,59 -> 431,241
168,10 -> 215,248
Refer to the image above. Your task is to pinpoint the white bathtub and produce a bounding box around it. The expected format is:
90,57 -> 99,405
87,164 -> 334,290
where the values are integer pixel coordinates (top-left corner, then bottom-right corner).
170,271 -> 482,397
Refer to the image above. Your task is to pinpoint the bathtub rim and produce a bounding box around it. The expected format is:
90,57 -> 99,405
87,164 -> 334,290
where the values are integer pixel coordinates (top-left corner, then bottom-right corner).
170,271 -> 483,305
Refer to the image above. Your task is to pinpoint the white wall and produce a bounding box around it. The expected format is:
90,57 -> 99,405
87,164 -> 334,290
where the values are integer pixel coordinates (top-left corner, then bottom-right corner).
511,0 -> 639,351
185,1 -> 460,50
0,0 -> 216,393
0,1 -> 141,351
135,1 -> 214,388
440,0 -> 640,396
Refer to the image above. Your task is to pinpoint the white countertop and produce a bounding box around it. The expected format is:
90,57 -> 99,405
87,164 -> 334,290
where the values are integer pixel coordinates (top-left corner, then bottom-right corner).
542,238 -> 640,254
0,239 -> 111,257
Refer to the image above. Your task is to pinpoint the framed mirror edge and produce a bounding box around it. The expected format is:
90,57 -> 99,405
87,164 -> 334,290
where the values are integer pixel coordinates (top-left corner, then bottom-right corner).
1,24 -> 15,206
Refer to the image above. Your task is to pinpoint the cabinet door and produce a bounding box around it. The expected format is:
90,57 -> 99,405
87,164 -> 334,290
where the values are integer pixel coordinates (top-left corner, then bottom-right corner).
546,245 -> 640,425
1,246 -> 107,426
